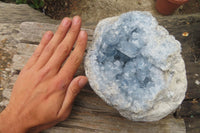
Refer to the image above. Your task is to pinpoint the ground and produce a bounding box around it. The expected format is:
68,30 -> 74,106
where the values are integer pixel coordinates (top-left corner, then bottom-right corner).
44,0 -> 200,24
1,0 -> 200,24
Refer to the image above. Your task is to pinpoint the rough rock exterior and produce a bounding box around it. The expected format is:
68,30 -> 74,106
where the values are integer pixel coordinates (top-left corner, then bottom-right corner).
84,11 -> 187,121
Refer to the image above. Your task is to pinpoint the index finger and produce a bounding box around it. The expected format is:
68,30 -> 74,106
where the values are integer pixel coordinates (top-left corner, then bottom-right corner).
57,31 -> 88,86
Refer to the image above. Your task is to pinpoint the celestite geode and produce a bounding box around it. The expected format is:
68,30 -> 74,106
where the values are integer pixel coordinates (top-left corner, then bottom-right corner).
84,11 -> 187,121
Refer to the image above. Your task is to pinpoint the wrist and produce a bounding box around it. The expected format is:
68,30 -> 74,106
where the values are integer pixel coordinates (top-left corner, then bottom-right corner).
0,107 -> 28,133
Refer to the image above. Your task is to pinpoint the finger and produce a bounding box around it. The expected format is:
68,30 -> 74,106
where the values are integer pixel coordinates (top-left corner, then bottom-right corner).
57,30 -> 87,84
34,17 -> 72,70
58,76 -> 88,116
23,31 -> 54,70
43,16 -> 82,76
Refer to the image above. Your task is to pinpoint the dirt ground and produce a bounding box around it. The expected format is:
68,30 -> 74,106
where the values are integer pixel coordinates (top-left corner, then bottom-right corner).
65,0 -> 156,24
1,0 -> 200,24
45,0 -> 200,25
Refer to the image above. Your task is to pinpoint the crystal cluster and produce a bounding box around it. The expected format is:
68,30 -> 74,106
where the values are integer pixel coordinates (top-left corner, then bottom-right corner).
84,11 -> 187,121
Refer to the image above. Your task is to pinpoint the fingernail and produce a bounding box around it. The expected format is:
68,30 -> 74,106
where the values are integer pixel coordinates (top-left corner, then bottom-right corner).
79,31 -> 87,38
73,16 -> 81,25
45,31 -> 53,38
78,78 -> 88,88
62,18 -> 70,26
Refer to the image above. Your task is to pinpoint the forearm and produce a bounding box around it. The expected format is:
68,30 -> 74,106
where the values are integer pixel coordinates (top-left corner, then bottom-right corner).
0,109 -> 27,133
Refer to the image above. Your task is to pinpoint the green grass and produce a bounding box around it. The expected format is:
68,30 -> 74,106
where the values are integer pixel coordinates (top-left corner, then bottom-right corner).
16,0 -> 44,10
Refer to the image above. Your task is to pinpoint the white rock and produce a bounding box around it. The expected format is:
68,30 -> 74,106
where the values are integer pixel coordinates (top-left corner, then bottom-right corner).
84,11 -> 187,121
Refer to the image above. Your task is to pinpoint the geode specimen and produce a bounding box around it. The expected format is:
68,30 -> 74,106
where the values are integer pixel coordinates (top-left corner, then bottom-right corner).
84,11 -> 187,121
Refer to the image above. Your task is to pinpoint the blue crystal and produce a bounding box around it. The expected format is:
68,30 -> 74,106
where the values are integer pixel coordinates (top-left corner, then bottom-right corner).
85,11 -> 185,121
93,13 -> 162,103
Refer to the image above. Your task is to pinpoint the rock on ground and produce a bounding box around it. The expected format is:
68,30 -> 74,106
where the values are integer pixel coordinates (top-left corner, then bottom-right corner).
85,11 -> 187,121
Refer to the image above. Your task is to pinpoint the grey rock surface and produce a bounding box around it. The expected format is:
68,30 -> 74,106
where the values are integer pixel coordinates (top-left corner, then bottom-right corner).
0,1 -> 59,24
19,22 -> 93,44
85,11 -> 187,121
0,23 -> 21,107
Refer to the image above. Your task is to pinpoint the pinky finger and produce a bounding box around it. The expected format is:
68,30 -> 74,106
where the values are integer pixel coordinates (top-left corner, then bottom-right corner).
57,76 -> 88,116
23,31 -> 54,70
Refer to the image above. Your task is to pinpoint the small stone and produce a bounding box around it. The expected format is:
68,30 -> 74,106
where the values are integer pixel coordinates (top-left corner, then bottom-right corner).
182,32 -> 189,37
5,68 -> 10,71
191,99 -> 198,104
195,80 -> 200,85
85,11 -> 187,121
1,38 -> 7,44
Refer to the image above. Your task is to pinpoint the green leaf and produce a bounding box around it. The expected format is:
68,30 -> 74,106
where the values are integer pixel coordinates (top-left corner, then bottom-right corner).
39,0 -> 44,7
16,0 -> 44,10
29,4 -> 35,8
16,0 -> 27,4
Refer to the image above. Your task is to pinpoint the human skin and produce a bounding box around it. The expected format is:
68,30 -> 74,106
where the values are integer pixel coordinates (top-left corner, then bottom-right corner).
0,16 -> 88,133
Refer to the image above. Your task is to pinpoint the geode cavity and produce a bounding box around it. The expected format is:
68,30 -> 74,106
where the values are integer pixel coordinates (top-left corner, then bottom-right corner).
84,11 -> 187,121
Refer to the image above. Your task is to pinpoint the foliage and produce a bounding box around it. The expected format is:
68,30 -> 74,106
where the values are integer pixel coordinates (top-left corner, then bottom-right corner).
1,0 -> 16,2
16,0 -> 44,10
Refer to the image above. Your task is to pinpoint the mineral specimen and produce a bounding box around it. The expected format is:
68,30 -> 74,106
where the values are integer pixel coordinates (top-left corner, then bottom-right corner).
84,11 -> 187,121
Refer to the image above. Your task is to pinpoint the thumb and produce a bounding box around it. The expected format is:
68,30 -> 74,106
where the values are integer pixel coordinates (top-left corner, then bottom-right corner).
58,76 -> 88,116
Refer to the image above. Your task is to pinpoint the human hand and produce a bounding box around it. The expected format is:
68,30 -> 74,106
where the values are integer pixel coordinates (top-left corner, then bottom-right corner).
0,16 -> 88,133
